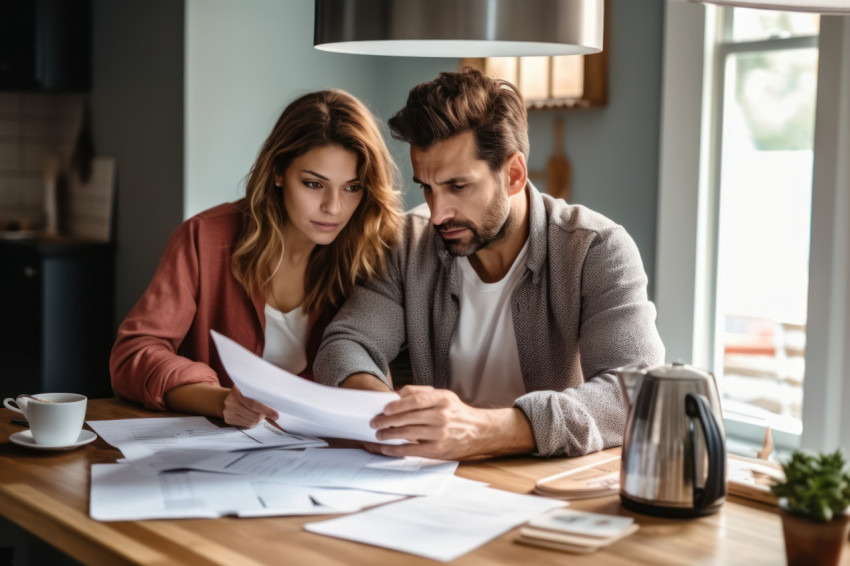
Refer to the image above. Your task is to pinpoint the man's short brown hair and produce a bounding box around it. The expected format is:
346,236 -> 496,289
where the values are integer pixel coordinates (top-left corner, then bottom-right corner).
388,68 -> 529,173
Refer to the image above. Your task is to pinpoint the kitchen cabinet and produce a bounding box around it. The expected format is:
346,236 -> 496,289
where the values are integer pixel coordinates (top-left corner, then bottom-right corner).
0,239 -> 114,400
0,0 -> 91,91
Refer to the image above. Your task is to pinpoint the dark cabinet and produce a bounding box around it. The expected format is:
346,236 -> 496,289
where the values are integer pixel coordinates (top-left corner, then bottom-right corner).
0,0 -> 91,91
0,239 -> 114,400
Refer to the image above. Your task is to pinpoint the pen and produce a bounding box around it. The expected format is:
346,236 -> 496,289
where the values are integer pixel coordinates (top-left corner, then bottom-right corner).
10,419 -> 28,426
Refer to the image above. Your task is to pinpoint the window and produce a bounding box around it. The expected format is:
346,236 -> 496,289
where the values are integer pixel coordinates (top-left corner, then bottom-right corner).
459,53 -> 607,109
656,2 -> 850,457
709,8 -> 819,446
458,0 -> 609,110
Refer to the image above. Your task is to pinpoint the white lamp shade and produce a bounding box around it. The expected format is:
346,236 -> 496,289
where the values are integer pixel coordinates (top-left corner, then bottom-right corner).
694,0 -> 850,13
313,0 -> 604,57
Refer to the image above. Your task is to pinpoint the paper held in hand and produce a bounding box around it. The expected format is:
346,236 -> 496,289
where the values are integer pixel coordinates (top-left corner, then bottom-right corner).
210,330 -> 404,444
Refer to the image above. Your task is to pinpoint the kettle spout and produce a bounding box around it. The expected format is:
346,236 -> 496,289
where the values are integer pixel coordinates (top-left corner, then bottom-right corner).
614,365 -> 646,407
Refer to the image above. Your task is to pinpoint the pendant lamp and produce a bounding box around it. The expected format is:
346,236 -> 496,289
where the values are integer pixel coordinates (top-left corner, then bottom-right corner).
693,0 -> 850,13
313,0 -> 603,57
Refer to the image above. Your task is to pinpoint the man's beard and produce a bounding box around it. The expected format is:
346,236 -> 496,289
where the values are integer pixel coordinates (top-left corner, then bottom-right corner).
435,185 -> 512,257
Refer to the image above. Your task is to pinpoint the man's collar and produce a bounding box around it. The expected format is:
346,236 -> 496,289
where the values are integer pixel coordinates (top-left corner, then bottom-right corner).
524,182 -> 547,279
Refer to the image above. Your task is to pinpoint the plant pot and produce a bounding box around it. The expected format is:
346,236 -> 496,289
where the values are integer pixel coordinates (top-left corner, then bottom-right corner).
778,503 -> 850,566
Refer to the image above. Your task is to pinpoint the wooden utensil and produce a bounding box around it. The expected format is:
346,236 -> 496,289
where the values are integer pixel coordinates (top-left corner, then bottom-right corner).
546,118 -> 571,201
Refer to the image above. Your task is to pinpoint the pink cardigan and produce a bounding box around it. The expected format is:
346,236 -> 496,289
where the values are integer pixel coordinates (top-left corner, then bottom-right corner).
110,201 -> 335,410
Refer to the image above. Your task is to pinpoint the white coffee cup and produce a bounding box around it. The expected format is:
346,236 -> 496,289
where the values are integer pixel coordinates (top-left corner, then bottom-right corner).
3,393 -> 87,446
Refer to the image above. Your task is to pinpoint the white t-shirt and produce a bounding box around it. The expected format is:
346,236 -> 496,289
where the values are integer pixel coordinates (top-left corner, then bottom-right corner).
448,241 -> 529,408
262,303 -> 309,375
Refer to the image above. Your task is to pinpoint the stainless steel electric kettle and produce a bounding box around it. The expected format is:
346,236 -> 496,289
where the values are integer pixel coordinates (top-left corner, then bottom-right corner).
616,362 -> 727,517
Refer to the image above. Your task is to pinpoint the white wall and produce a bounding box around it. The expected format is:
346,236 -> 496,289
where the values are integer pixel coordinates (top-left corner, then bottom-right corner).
184,0 -> 454,216
800,15 -> 850,454
654,1 -> 710,365
528,0 -> 665,297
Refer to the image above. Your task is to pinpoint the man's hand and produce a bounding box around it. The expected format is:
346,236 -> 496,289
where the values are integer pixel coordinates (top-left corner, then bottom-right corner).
363,385 -> 536,460
222,385 -> 279,428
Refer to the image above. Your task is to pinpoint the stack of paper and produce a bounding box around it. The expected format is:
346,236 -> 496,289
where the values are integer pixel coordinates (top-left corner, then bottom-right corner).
516,509 -> 638,554
89,463 -> 409,521
305,482 -> 564,562
84,333 -> 474,522
87,417 -> 328,474
84,329 -> 578,565
86,416 -> 460,521
727,453 -> 783,505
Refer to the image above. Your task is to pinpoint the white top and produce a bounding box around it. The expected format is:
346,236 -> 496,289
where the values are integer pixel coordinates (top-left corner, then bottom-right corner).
448,240 -> 529,408
262,303 -> 309,375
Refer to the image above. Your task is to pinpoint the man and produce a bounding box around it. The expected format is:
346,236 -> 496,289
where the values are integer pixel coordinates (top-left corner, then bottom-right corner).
314,68 -> 664,460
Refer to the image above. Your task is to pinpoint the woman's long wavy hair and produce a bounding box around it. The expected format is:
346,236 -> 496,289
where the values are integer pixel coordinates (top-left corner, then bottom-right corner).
232,89 -> 403,315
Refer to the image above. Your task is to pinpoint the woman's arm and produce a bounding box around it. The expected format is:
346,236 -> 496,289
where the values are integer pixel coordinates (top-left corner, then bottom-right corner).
164,383 -> 278,427
110,219 -> 220,409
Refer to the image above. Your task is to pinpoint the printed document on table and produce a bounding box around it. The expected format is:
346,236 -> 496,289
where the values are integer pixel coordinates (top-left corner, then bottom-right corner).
305,483 -> 565,562
89,463 -> 405,521
189,448 -> 459,496
211,330 -> 404,444
86,417 -> 326,474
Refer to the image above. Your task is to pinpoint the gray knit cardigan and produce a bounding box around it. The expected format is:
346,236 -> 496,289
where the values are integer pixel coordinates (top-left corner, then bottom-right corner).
314,184 -> 665,457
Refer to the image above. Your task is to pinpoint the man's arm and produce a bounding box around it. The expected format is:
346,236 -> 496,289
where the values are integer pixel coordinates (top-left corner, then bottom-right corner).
341,375 -> 536,460
313,240 -> 408,389
362,385 -> 536,460
514,224 -> 665,457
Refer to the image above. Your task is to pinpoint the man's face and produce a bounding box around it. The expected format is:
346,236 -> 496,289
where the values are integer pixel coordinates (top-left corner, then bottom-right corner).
410,132 -> 511,257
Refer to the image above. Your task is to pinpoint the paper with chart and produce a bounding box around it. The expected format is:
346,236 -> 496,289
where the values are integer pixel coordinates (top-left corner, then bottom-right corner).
187,448 -> 459,496
211,330 -> 405,444
89,463 -> 407,521
305,482 -> 565,562
86,416 -> 327,474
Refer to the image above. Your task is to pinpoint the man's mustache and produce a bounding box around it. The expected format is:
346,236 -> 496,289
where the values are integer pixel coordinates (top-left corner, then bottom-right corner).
435,220 -> 474,233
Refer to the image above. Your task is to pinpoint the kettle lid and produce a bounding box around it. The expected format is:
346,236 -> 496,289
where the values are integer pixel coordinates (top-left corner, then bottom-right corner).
647,361 -> 714,381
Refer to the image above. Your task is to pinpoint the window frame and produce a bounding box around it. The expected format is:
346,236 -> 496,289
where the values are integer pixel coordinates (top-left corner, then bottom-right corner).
656,2 -> 850,455
709,9 -> 818,448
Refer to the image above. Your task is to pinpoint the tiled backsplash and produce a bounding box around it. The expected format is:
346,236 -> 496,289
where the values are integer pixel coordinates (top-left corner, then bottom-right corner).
0,93 -> 85,230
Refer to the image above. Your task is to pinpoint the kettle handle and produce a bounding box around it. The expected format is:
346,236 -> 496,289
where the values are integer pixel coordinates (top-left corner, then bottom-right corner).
685,393 -> 726,509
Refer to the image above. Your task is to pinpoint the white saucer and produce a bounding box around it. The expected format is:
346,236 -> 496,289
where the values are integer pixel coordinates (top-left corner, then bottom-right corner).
9,429 -> 97,451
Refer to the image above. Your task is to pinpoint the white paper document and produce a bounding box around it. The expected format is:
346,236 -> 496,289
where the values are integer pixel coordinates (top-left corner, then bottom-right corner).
87,417 -> 326,474
91,463 -> 255,520
189,448 -> 459,496
211,330 -> 404,444
304,483 -> 564,562
89,463 -> 406,521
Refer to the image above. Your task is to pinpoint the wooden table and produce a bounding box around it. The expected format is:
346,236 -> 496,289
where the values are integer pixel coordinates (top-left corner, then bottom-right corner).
0,398 -> 847,565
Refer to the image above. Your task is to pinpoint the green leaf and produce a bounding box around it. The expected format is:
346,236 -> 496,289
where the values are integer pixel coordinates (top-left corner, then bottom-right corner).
772,449 -> 850,522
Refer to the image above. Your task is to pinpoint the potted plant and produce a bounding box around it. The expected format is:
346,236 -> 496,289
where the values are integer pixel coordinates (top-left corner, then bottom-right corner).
770,449 -> 850,566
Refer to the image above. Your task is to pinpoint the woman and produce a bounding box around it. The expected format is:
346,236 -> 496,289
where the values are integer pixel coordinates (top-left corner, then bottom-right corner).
110,90 -> 402,427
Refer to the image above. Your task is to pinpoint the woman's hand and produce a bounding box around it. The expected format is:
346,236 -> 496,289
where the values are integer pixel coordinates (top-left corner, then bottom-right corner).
164,383 -> 279,428
222,386 -> 279,428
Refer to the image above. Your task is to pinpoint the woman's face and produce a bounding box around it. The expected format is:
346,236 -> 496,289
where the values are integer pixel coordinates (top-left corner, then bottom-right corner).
276,144 -> 364,248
